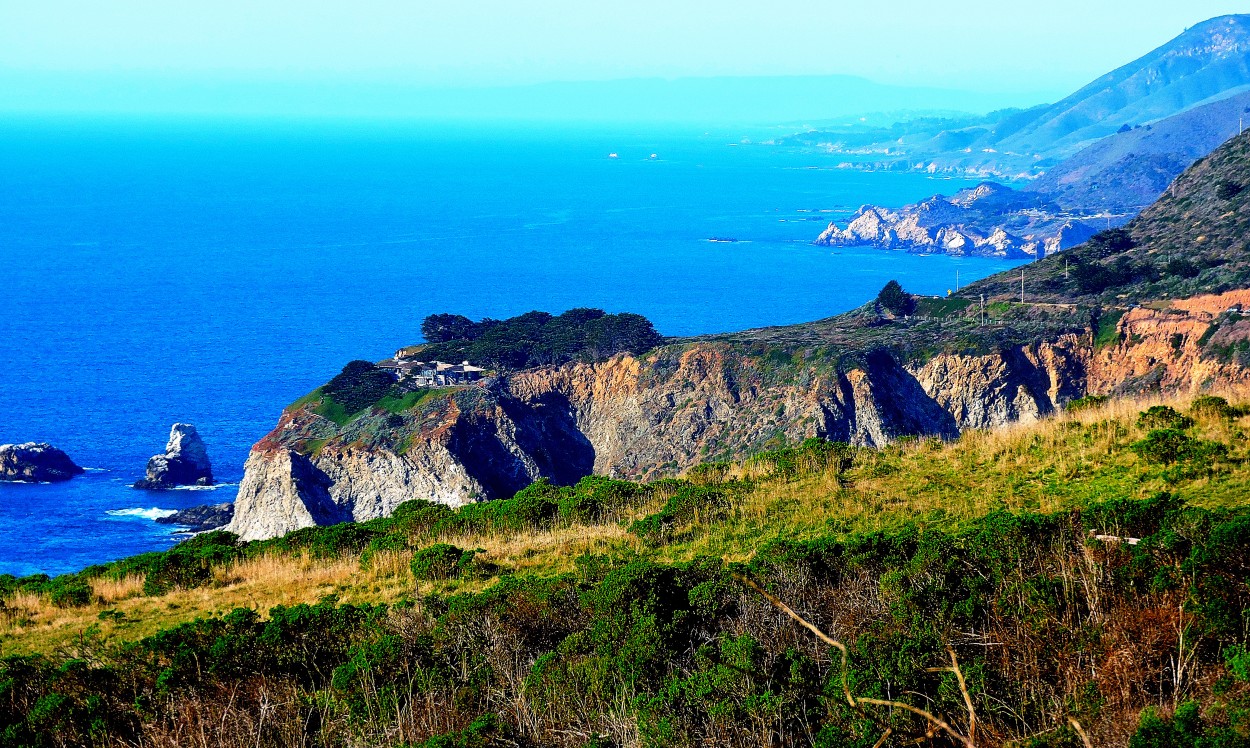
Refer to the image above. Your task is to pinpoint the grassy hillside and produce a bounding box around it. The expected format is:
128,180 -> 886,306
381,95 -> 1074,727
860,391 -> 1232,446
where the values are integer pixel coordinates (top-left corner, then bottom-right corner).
966,130 -> 1250,307
3,392 -> 1250,746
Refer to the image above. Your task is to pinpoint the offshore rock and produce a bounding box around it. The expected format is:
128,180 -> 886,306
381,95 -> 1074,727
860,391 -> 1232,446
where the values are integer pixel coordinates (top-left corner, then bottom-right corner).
0,443 -> 85,483
155,502 -> 235,533
133,423 -> 214,489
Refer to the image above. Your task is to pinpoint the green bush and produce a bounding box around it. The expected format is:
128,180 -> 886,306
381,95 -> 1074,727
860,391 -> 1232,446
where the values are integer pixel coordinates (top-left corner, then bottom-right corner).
629,484 -> 730,543
1137,405 -> 1194,431
1130,429 -> 1227,467
389,499 -> 455,535
1191,395 -> 1242,420
1066,395 -> 1109,412
46,579 -> 93,608
411,544 -> 474,581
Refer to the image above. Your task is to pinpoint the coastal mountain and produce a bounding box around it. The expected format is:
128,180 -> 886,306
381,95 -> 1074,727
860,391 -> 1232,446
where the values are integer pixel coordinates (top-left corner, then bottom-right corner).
1025,88 -> 1250,211
813,89 -> 1250,258
809,16 -> 1250,258
991,15 -> 1250,159
784,15 -> 1250,179
226,129 -> 1250,540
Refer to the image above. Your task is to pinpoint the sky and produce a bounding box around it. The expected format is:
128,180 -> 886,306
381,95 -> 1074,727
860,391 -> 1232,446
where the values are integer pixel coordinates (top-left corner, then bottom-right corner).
0,1 -> 1247,119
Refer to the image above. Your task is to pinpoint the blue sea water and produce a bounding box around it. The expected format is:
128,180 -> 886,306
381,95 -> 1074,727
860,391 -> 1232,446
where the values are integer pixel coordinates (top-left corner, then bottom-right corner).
0,117 -> 1025,576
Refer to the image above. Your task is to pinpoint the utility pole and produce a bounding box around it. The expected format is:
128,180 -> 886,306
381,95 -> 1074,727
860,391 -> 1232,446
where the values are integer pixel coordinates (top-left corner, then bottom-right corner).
955,269 -> 960,291
1020,268 -> 1025,305
980,293 -> 985,326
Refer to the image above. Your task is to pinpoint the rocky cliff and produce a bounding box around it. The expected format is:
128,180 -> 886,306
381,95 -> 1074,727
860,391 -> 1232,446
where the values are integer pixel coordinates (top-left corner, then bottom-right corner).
226,294 -> 1249,541
228,123 -> 1250,542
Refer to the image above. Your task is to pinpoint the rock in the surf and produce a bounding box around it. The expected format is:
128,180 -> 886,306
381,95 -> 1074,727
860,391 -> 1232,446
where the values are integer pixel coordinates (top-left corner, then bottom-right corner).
0,443 -> 85,483
133,423 -> 214,489
155,502 -> 234,532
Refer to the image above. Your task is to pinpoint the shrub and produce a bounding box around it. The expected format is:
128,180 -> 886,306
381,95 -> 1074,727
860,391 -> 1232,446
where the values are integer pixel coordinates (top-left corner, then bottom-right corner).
260,523 -> 382,560
1165,257 -> 1201,279
629,484 -> 730,543
389,499 -> 455,535
1066,395 -> 1109,412
1215,180 -> 1245,201
1130,429 -> 1227,466
1137,405 -> 1193,431
410,544 -> 480,581
1225,644 -> 1250,683
47,579 -> 93,608
1191,395 -> 1242,420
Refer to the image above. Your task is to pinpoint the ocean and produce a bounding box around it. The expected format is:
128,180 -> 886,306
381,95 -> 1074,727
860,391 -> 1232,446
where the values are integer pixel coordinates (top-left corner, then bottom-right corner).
0,117 -> 1025,576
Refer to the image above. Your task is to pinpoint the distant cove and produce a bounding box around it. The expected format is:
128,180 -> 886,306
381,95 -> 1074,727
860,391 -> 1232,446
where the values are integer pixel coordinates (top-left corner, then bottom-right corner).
0,118 -> 1025,575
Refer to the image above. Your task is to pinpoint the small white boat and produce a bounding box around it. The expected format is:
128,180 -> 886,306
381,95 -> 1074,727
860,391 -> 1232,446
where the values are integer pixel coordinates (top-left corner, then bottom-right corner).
649,153 -> 658,160
608,153 -> 619,159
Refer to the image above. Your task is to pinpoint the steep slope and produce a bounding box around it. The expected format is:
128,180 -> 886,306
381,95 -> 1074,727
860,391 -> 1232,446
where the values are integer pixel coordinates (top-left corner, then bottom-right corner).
993,15 -> 1250,158
1027,88 -> 1250,210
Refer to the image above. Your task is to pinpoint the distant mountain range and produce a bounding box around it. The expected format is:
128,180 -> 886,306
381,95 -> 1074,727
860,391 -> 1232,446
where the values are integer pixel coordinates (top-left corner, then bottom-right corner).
812,14 -> 1250,258
790,15 -> 1250,181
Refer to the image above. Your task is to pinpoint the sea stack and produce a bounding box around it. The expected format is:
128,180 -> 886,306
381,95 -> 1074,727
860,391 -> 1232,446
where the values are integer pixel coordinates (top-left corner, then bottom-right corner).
0,443 -> 85,483
133,423 -> 214,489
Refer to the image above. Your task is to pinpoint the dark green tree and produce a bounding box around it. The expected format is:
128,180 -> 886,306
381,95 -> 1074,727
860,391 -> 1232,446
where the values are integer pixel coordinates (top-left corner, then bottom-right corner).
421,313 -> 481,343
876,280 -> 914,316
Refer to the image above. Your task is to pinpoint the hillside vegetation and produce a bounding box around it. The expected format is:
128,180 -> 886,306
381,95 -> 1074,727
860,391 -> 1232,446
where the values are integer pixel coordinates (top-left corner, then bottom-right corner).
409,309 -> 665,372
966,130 -> 1250,307
3,393 -> 1250,747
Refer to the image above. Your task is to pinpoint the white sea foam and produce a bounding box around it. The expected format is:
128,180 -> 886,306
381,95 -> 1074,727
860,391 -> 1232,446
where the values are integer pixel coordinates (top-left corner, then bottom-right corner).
167,482 -> 238,491
106,507 -> 177,521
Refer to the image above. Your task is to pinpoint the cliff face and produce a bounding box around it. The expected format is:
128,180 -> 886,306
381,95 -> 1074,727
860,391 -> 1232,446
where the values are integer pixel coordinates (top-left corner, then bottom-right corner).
226,289 -> 1250,541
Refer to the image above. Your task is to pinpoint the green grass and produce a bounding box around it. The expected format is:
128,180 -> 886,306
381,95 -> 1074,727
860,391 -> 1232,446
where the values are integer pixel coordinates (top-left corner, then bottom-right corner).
1095,309 -> 1126,348
376,387 -> 453,414
912,296 -> 972,318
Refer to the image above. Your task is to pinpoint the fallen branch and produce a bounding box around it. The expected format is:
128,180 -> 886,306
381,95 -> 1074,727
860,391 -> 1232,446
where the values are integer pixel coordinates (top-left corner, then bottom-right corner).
735,572 -> 976,747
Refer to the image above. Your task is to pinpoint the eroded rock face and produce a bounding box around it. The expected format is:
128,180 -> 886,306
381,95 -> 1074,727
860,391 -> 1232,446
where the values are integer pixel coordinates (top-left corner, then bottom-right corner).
0,443 -> 84,483
225,293 -> 1250,541
133,424 -> 214,489
227,342 -> 1066,540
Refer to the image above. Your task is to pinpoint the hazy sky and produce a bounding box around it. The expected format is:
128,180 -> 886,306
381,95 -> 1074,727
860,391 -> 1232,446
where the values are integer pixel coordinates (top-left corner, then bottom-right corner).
1,1 -> 1246,116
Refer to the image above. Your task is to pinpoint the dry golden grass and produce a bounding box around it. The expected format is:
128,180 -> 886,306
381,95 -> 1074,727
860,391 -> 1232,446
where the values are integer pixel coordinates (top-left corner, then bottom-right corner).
91,573 -> 145,604
4,390 -> 1249,657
